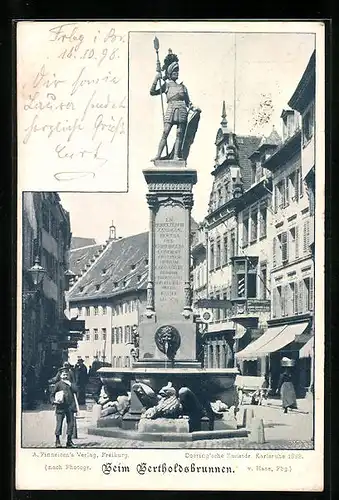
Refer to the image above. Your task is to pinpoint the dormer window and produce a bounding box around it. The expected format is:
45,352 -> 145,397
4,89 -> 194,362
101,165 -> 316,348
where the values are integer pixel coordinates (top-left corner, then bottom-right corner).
102,268 -> 106,275
302,104 -> 314,144
131,263 -> 136,270
144,258 -> 149,266
95,284 -> 100,291
137,275 -> 142,282
79,286 -> 84,292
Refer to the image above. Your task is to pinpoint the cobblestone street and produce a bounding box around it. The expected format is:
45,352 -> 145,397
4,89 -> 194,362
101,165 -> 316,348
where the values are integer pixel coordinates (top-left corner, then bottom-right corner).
21,398 -> 313,450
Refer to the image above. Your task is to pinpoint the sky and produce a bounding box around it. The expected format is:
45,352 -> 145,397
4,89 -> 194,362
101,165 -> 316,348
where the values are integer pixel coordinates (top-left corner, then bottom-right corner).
59,31 -> 315,244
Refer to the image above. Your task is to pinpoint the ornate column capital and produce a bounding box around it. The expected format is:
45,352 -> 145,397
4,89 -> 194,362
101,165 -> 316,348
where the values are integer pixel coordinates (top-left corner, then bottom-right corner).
182,193 -> 194,210
146,193 -> 159,211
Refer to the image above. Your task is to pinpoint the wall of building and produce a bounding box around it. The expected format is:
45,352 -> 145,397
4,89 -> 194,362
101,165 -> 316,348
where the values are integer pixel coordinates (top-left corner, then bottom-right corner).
68,292 -> 147,367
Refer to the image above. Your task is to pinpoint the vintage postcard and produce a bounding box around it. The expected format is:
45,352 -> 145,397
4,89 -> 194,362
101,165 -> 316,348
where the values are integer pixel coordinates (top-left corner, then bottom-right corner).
16,21 -> 325,491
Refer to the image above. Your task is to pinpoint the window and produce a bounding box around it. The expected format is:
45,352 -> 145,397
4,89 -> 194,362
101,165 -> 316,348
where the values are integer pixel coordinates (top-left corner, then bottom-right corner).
124,325 -> 130,343
259,263 -> 267,299
101,328 -> 107,341
112,328 -> 116,343
304,277 -> 314,311
125,356 -> 130,368
250,210 -> 258,243
209,240 -> 215,271
93,329 -> 98,340
222,234 -> 228,266
215,294 -> 220,321
259,205 -> 267,239
77,307 -> 82,317
102,305 -> 107,315
85,306 -> 90,316
289,227 -> 296,261
85,329 -> 90,341
277,180 -> 286,209
251,162 -> 257,184
215,238 -> 221,268
94,306 -> 99,316
277,231 -> 288,264
243,215 -> 249,247
119,327 -> 123,343
292,282 -> 299,315
303,105 -> 314,144
42,207 -> 49,232
277,285 -> 283,318
230,230 -> 236,259
50,215 -> 58,239
289,172 -> 298,202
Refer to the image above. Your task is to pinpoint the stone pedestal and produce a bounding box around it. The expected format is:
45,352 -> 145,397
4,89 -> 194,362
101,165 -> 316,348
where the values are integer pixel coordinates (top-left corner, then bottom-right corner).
135,161 -> 199,367
138,417 -> 190,434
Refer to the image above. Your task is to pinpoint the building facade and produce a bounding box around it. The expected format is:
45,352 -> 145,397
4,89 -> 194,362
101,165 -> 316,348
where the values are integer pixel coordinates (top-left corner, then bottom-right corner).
235,51 -> 315,396
66,228 -> 149,368
22,192 -> 72,398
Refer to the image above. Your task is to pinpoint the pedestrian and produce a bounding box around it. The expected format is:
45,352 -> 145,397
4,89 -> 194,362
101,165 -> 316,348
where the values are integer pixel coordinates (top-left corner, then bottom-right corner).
52,367 -> 79,448
276,366 -> 297,414
74,358 -> 88,405
49,362 -> 76,384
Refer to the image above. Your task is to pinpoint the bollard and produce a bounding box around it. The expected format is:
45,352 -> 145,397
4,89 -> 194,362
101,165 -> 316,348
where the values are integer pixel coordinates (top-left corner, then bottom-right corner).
72,415 -> 78,439
248,418 -> 265,444
91,403 -> 102,425
245,408 -> 255,429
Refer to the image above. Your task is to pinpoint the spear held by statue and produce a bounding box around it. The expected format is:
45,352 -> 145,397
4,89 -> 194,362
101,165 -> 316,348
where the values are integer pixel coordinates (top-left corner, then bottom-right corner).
153,36 -> 169,157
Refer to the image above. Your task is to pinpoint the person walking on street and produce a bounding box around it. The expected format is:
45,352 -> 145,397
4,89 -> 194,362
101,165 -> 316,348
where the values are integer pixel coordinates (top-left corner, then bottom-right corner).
52,368 -> 79,448
277,366 -> 297,414
74,358 -> 88,406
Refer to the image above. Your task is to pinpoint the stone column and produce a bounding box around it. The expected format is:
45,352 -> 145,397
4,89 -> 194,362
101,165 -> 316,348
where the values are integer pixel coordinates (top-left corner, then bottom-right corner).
219,342 -> 225,368
204,345 -> 208,368
145,194 -> 158,316
183,193 -> 194,314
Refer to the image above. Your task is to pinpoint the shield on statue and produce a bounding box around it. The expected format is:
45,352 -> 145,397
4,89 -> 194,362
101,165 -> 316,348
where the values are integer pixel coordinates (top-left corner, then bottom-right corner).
167,109 -> 201,161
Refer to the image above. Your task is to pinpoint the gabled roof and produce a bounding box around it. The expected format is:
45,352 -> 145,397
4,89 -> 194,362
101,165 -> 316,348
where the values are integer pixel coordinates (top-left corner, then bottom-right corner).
71,237 -> 97,250
68,232 -> 149,301
69,243 -> 104,278
236,135 -> 262,190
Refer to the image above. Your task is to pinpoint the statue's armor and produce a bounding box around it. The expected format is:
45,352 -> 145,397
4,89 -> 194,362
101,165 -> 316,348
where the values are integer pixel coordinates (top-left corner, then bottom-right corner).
164,81 -> 189,124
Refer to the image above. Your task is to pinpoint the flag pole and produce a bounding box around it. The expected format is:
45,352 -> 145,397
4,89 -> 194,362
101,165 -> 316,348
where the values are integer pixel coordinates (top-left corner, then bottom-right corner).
153,36 -> 169,157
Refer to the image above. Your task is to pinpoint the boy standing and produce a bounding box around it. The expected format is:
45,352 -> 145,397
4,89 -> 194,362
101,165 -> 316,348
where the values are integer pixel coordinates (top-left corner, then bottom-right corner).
52,368 -> 79,448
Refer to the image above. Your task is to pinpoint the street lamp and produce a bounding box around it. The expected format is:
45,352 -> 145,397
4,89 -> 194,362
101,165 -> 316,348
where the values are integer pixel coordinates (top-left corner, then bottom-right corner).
23,257 -> 47,306
28,257 -> 47,286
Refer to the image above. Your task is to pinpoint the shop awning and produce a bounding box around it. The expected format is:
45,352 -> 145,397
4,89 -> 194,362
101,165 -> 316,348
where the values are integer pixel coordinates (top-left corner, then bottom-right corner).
299,336 -> 314,358
236,322 -> 309,361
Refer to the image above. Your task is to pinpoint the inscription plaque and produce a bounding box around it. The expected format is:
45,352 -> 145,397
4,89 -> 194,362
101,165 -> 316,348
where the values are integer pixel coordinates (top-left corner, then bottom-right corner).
154,204 -> 186,317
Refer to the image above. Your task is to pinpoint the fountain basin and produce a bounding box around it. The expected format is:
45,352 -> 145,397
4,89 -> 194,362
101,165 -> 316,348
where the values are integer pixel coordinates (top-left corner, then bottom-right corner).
97,366 -> 239,408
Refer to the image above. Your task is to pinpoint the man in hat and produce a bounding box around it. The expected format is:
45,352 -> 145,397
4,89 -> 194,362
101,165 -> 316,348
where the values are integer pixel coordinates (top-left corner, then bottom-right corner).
52,367 -> 78,448
74,358 -> 88,406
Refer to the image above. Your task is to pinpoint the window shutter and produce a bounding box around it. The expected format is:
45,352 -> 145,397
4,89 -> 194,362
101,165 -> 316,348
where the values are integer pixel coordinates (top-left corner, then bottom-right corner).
309,276 -> 314,311
272,288 -> 277,318
281,232 -> 288,262
303,220 -> 310,255
293,282 -> 298,315
298,280 -> 304,314
295,170 -> 299,201
295,226 -> 300,259
273,237 -> 276,267
299,169 -> 304,197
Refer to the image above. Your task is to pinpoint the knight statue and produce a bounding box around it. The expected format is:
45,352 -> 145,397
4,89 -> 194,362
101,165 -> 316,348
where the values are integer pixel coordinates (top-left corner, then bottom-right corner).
150,39 -> 201,162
